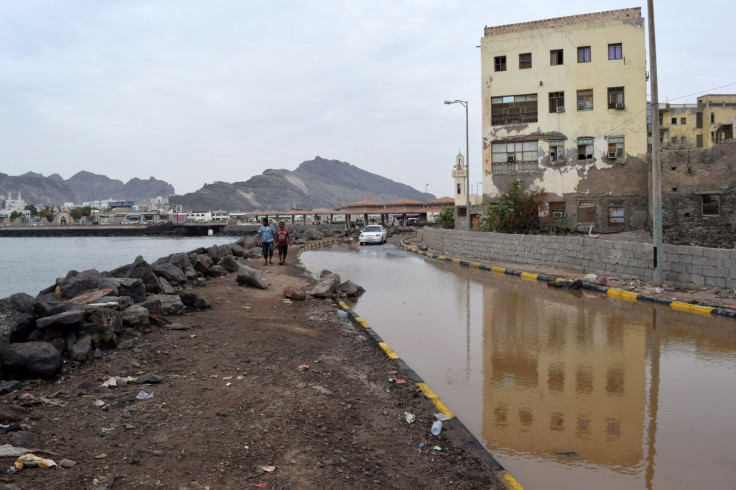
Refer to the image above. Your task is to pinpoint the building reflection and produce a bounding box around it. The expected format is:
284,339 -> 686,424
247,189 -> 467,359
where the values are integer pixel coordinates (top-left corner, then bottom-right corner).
481,279 -> 649,467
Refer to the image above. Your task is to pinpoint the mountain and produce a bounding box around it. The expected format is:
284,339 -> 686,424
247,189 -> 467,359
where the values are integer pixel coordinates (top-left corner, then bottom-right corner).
0,171 -> 175,207
169,156 -> 436,212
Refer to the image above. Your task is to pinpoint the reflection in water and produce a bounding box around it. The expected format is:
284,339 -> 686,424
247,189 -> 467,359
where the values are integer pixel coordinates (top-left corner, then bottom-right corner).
301,244 -> 736,490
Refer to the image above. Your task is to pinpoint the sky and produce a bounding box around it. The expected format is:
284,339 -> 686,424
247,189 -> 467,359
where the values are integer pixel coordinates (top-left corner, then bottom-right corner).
1,0 -> 734,200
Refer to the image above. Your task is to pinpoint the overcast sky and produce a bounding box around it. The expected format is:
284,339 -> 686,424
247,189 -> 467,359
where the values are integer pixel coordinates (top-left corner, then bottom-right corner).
1,1 -> 734,200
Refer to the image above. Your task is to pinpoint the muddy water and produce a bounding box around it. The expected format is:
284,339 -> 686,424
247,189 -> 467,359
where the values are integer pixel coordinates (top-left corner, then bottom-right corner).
301,242 -> 736,490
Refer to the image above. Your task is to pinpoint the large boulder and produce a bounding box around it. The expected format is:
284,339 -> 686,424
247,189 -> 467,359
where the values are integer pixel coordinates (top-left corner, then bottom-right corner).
0,293 -> 36,345
193,255 -> 214,274
70,336 -> 92,362
2,341 -> 63,378
151,262 -> 186,286
336,280 -> 366,298
228,243 -> 246,257
35,310 -> 84,330
237,236 -> 258,249
302,228 -> 325,241
32,293 -> 73,318
310,274 -> 341,298
57,270 -> 119,300
107,278 -> 147,303
88,308 -> 124,335
219,256 -> 241,273
235,265 -> 271,289
139,295 -> 186,316
121,305 -> 150,329
283,286 -> 307,301
124,256 -> 163,294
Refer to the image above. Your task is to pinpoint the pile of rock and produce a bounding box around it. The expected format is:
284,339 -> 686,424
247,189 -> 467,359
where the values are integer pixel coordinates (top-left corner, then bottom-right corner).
0,239 -> 267,380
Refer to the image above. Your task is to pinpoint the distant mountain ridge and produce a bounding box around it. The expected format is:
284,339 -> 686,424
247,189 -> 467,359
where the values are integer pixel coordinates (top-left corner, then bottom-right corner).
0,171 -> 175,207
169,156 -> 436,212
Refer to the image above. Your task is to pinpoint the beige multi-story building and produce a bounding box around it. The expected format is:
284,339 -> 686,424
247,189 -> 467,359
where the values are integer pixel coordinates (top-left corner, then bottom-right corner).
479,8 -> 650,231
657,94 -> 736,149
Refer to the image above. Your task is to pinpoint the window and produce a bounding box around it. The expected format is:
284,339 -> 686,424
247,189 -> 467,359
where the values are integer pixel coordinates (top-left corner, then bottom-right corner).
494,55 -> 507,71
608,201 -> 625,226
607,136 -> 624,158
491,94 -> 538,125
711,112 -> 715,123
549,140 -> 565,162
578,202 -> 595,224
519,53 -> 532,69
577,89 -> 593,111
696,112 -> 703,128
550,49 -> 563,65
608,87 -> 625,109
549,202 -> 565,218
671,117 -> 677,125
457,183 -> 461,195
608,43 -> 622,60
491,141 -> 539,172
549,91 -> 564,112
697,134 -> 703,147
702,194 -> 720,215
577,46 -> 591,63
577,137 -> 594,160
681,117 -> 687,125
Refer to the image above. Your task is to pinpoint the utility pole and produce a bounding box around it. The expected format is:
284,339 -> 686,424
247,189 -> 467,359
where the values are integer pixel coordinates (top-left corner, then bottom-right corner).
648,0 -> 663,286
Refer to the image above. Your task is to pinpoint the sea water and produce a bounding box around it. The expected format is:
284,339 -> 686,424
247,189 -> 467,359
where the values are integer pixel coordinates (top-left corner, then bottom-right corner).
0,235 -> 236,298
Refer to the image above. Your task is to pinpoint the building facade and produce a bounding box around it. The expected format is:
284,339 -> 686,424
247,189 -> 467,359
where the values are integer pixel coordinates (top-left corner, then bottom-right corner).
480,8 -> 649,232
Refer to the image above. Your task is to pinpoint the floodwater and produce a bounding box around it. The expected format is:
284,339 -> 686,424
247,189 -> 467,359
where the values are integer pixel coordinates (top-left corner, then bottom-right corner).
300,242 -> 736,490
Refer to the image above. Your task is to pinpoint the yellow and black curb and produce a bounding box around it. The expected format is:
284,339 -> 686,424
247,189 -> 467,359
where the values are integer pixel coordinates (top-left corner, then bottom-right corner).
296,239 -> 524,490
402,244 -> 736,321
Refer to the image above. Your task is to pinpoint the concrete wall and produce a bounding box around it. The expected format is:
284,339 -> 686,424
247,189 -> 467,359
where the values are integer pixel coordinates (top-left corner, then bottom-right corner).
418,228 -> 736,290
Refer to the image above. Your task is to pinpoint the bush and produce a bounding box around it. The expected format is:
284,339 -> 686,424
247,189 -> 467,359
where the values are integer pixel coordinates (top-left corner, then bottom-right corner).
477,180 -> 546,233
436,207 -> 455,229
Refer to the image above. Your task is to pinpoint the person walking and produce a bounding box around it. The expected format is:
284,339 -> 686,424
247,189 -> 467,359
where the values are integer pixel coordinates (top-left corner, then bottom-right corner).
275,220 -> 293,265
256,218 -> 276,265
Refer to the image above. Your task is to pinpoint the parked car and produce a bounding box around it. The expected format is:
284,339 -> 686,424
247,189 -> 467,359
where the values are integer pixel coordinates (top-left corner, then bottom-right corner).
359,225 -> 387,245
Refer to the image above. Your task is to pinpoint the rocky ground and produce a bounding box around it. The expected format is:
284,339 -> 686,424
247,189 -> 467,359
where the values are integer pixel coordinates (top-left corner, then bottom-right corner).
0,241 -> 501,489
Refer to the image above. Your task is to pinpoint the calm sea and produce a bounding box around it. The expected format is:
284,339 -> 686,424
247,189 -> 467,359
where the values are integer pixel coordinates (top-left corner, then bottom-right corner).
0,236 -> 237,299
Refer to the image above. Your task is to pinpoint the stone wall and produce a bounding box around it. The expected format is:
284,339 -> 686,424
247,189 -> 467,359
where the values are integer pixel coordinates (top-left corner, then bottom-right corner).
418,228 -> 736,290
662,140 -> 736,248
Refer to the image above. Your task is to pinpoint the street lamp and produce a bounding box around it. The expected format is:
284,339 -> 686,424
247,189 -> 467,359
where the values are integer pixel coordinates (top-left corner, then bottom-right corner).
444,99 -> 470,232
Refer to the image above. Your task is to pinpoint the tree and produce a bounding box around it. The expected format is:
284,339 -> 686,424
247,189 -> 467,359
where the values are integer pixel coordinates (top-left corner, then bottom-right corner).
436,207 -> 455,229
477,180 -> 547,233
9,211 -> 23,221
39,207 -> 54,220
24,204 -> 38,217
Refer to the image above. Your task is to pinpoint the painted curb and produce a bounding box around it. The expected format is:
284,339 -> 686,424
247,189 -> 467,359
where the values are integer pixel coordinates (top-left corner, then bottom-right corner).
404,243 -> 736,321
296,239 -> 524,490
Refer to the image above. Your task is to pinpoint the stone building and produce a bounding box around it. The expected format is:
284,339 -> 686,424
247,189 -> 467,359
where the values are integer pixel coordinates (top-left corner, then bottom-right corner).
479,8 -> 649,232
662,139 -> 736,248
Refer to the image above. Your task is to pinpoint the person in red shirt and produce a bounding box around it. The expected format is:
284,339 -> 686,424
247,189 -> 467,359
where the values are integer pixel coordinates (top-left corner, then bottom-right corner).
275,221 -> 293,265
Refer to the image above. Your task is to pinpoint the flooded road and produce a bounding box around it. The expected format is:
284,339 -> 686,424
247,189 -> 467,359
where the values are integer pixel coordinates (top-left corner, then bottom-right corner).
300,242 -> 736,490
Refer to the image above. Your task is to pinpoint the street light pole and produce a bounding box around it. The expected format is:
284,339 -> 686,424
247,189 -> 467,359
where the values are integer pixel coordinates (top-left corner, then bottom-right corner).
444,99 -> 470,232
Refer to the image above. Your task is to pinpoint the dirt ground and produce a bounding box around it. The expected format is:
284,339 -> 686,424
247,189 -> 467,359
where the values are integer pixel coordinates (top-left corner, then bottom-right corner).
0,244 -> 501,489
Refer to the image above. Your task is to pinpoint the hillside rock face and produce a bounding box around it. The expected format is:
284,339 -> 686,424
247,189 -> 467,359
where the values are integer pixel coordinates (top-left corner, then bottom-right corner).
170,156 -> 435,211
0,171 -> 174,207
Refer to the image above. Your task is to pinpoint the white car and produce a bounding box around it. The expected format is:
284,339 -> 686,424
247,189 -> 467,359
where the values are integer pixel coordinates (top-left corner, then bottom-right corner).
359,225 -> 387,245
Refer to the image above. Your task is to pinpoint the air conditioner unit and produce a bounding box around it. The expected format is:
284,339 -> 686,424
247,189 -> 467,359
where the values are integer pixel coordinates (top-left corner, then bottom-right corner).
556,106 -> 565,113
552,211 -> 563,218
507,154 -> 515,162
608,152 -> 617,159
615,103 -> 624,109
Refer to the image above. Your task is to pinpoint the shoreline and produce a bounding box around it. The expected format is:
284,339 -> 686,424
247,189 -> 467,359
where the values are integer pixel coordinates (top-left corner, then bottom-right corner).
0,237 -> 506,488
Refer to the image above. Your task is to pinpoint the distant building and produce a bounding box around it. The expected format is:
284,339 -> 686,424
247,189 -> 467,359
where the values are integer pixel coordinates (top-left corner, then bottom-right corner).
655,94 -> 736,150
480,8 -> 649,232
0,192 -> 26,217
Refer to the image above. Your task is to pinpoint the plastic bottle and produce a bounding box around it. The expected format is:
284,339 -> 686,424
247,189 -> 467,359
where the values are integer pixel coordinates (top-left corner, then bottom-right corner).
431,420 -> 443,436
337,310 -> 349,318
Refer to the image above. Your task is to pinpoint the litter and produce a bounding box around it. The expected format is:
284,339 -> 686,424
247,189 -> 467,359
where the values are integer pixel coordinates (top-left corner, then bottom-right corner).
135,391 -> 153,400
337,310 -> 349,318
102,376 -> 137,387
431,420 -> 443,436
13,453 -> 57,470
298,365 -> 309,371
404,412 -> 415,423
433,446 -> 442,451
259,465 -> 275,472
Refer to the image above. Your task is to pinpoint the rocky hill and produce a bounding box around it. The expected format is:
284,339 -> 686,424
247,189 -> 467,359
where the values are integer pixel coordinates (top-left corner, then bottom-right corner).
0,171 -> 175,207
170,156 -> 435,211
